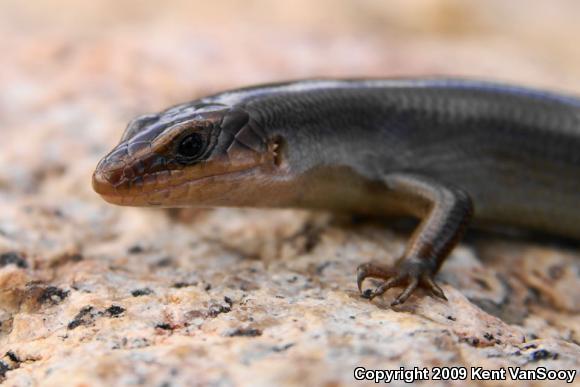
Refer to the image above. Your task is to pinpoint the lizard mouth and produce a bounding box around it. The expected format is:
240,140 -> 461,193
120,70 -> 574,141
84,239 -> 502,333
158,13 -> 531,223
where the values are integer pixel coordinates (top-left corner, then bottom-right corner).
93,165 -> 262,207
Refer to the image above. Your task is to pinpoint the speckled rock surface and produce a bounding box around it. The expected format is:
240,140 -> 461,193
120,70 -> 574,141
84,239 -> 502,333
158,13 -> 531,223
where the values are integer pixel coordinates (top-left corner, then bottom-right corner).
1,1 -> 579,386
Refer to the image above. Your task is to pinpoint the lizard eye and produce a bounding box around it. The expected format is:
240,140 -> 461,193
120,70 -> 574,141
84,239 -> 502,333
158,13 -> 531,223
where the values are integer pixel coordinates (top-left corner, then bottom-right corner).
177,133 -> 205,159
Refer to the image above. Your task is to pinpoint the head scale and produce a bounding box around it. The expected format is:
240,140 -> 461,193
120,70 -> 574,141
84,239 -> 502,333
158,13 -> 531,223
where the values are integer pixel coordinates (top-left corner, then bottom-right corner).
93,102 -> 285,207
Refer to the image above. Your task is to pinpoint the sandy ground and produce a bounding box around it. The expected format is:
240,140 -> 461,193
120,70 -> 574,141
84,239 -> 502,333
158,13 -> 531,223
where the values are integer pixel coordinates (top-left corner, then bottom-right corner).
0,1 -> 579,386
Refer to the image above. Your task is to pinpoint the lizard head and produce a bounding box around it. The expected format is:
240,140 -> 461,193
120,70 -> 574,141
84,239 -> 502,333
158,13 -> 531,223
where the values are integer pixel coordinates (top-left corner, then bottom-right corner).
92,103 -> 286,207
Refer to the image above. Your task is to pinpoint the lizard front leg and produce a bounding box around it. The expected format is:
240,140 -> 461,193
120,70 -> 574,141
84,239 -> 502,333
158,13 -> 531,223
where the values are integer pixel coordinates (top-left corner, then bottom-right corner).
357,173 -> 474,305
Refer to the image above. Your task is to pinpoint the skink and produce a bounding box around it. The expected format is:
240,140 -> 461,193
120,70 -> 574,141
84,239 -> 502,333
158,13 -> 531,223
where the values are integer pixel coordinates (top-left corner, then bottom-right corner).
92,78 -> 580,305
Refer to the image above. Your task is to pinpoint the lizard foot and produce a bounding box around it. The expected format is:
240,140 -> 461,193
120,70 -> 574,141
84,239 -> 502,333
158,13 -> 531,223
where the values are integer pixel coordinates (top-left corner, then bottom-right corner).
356,261 -> 447,306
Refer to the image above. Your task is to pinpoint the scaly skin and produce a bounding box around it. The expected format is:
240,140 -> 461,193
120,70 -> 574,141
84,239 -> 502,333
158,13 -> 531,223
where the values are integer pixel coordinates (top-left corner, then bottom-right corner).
93,78 -> 580,305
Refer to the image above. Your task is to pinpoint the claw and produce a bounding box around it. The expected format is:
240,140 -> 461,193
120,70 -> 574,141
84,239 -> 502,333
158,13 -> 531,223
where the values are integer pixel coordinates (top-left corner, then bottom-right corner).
356,262 -> 395,294
422,275 -> 448,301
356,265 -> 368,293
391,278 -> 419,306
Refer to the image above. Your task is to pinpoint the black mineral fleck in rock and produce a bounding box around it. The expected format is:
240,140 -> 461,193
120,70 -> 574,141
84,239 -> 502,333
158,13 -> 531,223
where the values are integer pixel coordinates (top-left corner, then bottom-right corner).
0,252 -> 27,269
530,349 -> 556,361
226,328 -> 262,337
104,305 -> 125,317
67,306 -> 97,330
38,286 -> 70,305
155,323 -> 172,330
131,288 -> 153,297
0,360 -> 11,378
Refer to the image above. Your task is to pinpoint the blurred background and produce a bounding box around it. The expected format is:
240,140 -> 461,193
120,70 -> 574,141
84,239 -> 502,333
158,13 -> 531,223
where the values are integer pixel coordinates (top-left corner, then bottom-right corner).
1,1 -> 580,385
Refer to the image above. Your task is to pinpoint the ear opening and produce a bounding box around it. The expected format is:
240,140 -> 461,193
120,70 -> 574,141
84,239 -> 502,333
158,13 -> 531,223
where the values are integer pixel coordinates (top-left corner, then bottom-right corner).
271,136 -> 287,167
